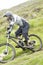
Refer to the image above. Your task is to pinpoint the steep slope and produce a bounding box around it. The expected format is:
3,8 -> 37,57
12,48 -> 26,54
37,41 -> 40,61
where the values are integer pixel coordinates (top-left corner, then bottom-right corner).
9,0 -> 43,19
0,0 -> 43,65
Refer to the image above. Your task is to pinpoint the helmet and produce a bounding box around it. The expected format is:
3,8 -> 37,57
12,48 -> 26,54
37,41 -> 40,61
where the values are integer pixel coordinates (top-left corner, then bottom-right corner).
3,11 -> 13,17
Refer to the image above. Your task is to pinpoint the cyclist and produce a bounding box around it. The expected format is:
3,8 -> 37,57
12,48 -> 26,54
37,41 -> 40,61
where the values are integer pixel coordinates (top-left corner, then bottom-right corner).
3,11 -> 30,47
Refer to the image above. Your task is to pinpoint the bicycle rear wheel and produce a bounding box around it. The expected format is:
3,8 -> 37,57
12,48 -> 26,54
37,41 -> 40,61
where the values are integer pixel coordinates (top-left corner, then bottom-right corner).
28,34 -> 42,52
0,43 -> 16,63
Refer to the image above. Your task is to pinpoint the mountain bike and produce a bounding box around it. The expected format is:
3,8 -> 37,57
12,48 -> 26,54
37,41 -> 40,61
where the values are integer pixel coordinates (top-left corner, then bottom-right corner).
0,33 -> 42,63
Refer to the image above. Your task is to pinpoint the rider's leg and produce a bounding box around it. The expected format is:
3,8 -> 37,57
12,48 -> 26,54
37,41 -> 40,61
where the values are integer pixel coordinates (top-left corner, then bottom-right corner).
15,27 -> 23,48
22,23 -> 29,45
22,32 -> 29,46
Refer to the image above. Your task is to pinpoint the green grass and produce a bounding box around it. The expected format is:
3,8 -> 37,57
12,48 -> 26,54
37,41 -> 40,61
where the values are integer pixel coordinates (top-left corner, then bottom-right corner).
0,17 -> 43,65
0,51 -> 43,65
0,0 -> 43,65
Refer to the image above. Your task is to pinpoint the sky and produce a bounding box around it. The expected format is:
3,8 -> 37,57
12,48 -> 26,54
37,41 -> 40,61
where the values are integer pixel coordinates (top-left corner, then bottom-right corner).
0,0 -> 28,10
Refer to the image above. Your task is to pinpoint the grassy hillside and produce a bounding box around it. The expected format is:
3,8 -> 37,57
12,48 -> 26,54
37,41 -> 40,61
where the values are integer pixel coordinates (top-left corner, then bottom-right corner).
0,0 -> 43,65
10,0 -> 43,19
0,51 -> 43,65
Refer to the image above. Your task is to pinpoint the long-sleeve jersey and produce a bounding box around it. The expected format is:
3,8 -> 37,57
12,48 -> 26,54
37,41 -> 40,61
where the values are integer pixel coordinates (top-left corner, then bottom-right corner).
7,14 -> 24,34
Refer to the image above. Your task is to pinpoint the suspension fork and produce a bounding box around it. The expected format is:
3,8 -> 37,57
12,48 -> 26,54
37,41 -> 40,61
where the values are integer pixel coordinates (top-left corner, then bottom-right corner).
5,38 -> 9,53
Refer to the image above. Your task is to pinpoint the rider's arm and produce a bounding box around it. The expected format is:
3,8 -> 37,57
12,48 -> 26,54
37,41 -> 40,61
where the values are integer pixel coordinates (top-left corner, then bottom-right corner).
7,21 -> 14,35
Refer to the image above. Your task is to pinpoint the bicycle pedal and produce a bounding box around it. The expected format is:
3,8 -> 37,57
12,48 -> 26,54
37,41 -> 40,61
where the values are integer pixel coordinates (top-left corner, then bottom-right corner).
24,45 -> 34,49
29,46 -> 34,49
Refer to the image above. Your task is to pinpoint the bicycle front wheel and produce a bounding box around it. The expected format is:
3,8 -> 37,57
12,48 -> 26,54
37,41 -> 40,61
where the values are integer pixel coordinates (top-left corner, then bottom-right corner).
0,43 -> 16,63
28,34 -> 42,52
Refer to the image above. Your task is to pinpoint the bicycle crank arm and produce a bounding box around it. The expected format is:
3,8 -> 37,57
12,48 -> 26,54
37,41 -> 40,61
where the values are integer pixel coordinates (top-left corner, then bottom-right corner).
23,46 -> 34,49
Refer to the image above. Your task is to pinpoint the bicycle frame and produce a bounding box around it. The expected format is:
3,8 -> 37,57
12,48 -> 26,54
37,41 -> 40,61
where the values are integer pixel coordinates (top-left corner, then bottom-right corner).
7,36 -> 31,49
6,36 -> 23,48
6,35 -> 30,49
